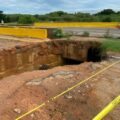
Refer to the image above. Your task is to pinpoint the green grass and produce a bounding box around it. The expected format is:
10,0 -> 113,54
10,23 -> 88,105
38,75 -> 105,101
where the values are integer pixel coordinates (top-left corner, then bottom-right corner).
102,38 -> 120,52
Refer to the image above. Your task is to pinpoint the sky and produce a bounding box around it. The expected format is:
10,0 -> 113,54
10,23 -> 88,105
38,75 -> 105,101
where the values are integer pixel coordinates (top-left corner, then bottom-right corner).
0,0 -> 120,14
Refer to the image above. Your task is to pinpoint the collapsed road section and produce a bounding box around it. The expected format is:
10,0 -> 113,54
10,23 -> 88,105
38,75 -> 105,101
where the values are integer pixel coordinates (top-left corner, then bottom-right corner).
0,36 -> 103,78
0,35 -> 119,120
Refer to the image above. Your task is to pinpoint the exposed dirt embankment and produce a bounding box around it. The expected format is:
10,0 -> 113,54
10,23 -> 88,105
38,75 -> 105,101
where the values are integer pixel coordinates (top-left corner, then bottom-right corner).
0,38 -> 62,78
0,36 -> 102,78
54,38 -> 102,62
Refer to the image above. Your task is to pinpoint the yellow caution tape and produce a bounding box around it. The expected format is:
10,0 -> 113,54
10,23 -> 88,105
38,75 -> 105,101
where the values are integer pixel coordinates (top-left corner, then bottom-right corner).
93,95 -> 120,120
15,60 -> 120,120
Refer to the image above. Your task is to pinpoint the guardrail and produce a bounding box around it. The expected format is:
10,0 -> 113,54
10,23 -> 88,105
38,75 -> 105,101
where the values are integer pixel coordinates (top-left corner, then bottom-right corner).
0,27 -> 47,39
34,22 -> 119,28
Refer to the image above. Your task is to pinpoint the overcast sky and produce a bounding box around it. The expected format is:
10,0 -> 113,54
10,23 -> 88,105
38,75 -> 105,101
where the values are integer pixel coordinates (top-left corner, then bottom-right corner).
0,0 -> 120,14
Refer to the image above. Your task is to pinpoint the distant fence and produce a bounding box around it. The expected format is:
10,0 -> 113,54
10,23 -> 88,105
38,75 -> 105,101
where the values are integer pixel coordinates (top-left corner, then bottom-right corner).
34,22 -> 119,28
0,27 -> 47,39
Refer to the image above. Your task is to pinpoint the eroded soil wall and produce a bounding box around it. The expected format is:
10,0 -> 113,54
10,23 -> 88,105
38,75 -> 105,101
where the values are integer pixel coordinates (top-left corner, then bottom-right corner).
0,38 -> 102,78
0,41 -> 63,78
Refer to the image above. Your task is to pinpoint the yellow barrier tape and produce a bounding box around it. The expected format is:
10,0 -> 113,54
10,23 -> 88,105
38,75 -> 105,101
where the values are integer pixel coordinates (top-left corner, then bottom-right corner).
15,60 -> 120,120
93,95 -> 120,120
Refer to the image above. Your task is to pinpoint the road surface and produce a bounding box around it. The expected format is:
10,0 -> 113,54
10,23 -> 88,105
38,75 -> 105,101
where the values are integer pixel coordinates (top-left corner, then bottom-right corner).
63,27 -> 120,38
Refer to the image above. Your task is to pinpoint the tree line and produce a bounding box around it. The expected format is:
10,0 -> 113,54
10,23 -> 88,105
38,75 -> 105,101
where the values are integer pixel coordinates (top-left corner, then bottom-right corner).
0,9 -> 120,24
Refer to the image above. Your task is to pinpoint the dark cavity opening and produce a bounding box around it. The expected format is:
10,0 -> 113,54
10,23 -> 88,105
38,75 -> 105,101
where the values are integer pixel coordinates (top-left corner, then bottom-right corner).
39,47 -> 104,70
63,58 -> 82,65
87,47 -> 102,62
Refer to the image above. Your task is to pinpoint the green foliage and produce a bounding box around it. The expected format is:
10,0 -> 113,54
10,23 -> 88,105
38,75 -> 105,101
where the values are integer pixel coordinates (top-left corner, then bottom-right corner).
18,15 -> 36,24
1,9 -> 120,24
96,9 -> 115,15
47,11 -> 67,17
53,29 -> 74,39
102,16 -> 112,22
5,14 -> 20,22
0,11 -> 5,22
53,29 -> 65,38
82,31 -> 90,37
102,38 -> 120,52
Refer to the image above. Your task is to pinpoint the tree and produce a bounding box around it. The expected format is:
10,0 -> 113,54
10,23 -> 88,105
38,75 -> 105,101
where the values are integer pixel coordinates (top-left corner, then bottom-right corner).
18,15 -> 36,24
48,11 -> 68,17
117,11 -> 120,14
1,9 -> 120,23
5,14 -> 20,22
96,9 -> 115,15
102,16 -> 112,22
0,11 -> 5,22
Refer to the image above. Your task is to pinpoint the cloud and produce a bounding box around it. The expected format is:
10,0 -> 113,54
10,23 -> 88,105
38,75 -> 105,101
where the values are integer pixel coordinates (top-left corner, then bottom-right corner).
0,0 -> 120,14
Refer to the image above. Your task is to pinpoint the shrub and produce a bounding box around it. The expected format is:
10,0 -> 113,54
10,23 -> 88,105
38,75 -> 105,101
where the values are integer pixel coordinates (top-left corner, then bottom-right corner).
53,29 -> 65,38
18,15 -> 36,24
82,31 -> 90,37
102,17 -> 112,22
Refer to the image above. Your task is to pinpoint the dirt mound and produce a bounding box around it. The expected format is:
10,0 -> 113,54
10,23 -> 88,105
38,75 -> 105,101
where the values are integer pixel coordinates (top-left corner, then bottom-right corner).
0,61 -> 120,120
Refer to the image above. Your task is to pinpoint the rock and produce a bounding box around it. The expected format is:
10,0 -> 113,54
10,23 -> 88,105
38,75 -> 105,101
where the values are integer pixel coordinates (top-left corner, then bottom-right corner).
78,90 -> 81,93
44,76 -> 54,81
100,61 -> 108,65
26,81 -> 41,86
55,75 -> 63,79
90,64 -> 97,70
14,108 -> 21,114
85,84 -> 89,89
26,78 -> 42,86
30,113 -> 35,118
64,74 -> 74,79
93,63 -> 102,68
65,94 -> 73,99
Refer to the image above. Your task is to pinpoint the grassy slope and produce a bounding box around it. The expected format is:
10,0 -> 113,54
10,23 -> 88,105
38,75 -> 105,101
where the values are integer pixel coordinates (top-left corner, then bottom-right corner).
102,38 -> 120,52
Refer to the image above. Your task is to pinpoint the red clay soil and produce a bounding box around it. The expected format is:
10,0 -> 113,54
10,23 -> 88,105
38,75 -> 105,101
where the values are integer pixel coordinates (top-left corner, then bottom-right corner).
0,35 -> 50,50
0,60 -> 120,120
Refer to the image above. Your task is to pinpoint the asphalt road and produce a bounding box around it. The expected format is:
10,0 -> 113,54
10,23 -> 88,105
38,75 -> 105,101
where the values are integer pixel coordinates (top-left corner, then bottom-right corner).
62,27 -> 120,38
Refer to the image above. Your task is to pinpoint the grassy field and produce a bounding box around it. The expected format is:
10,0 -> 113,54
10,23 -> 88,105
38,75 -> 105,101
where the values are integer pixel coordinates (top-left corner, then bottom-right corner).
102,38 -> 120,52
